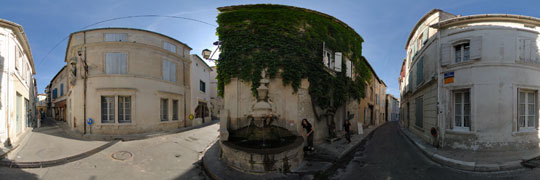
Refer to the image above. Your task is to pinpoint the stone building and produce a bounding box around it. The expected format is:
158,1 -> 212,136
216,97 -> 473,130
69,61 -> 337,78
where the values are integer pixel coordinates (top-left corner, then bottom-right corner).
190,54 -> 212,125
50,66 -> 67,121
61,28 -> 192,135
400,9 -> 540,151
209,66 -> 222,120
36,93 -> 47,117
0,19 -> 37,147
386,94 -> 399,122
359,61 -> 387,129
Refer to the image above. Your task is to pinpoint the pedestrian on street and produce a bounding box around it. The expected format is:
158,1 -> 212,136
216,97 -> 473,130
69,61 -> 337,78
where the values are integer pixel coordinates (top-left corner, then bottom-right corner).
344,119 -> 351,144
302,119 -> 314,151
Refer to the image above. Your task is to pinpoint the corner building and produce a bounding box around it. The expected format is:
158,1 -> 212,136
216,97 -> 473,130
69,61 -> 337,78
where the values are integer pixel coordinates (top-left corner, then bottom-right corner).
400,9 -> 540,151
64,28 -> 191,135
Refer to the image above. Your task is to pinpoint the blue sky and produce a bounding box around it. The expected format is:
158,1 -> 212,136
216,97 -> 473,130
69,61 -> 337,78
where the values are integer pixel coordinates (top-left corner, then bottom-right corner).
2,0 -> 540,97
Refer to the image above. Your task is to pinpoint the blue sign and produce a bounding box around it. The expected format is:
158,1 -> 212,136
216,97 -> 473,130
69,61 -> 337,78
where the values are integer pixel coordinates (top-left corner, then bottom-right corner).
444,72 -> 454,78
87,118 -> 93,125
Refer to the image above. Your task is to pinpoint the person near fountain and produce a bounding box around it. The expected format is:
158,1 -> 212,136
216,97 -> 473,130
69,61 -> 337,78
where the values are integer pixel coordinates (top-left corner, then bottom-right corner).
302,119 -> 314,151
344,119 -> 352,144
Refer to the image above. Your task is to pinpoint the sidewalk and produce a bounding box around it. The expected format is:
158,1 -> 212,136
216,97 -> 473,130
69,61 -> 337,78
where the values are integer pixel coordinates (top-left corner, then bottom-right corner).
202,124 -> 380,180
399,127 -> 535,172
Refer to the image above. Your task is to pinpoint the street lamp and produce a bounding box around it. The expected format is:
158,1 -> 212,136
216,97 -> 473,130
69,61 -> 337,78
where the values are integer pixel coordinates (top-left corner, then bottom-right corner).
201,41 -> 221,61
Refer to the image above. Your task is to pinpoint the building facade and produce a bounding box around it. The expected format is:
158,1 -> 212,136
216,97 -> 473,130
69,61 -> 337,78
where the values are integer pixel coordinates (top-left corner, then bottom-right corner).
62,28 -> 192,135
209,66 -> 222,120
400,9 -> 540,151
36,93 -> 47,117
386,94 -> 399,122
50,66 -> 67,121
0,19 -> 36,147
190,54 -> 212,126
359,62 -> 387,129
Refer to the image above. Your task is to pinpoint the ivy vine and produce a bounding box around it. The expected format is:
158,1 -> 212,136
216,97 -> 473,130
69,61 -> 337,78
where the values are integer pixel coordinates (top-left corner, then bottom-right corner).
216,4 -> 372,110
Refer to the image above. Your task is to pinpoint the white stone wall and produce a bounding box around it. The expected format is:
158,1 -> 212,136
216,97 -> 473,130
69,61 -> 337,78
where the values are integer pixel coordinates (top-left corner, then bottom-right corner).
190,54 -> 212,125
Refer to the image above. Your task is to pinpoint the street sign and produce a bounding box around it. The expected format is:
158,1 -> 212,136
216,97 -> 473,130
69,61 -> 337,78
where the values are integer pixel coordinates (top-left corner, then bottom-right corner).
189,114 -> 194,120
87,118 -> 93,125
444,72 -> 454,84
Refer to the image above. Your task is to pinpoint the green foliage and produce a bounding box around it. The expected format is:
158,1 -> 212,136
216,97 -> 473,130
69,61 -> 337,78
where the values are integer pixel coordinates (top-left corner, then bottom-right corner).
216,4 -> 372,110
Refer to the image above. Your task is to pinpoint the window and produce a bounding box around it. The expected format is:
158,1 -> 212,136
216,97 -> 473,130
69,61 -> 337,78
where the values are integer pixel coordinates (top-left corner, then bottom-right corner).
454,42 -> 470,63
118,96 -> 131,123
52,88 -> 58,99
454,90 -> 470,130
172,99 -> 178,120
200,80 -> 206,92
160,98 -> 168,121
106,52 -> 127,74
60,84 -> 64,96
519,89 -> 537,130
101,96 -> 115,123
415,97 -> 423,128
422,29 -> 428,44
162,59 -> 176,82
183,48 -> 189,58
376,95 -> 379,105
416,57 -> 423,86
518,38 -> 540,63
104,33 -> 127,42
15,46 -> 21,71
163,42 -> 176,53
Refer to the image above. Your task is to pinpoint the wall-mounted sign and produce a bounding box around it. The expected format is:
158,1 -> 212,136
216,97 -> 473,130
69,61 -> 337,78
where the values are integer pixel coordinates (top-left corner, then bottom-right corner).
87,118 -> 93,125
189,114 -> 194,120
444,72 -> 454,84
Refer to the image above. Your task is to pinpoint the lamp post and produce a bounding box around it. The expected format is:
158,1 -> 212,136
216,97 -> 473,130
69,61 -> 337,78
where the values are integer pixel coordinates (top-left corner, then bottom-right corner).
201,41 -> 221,61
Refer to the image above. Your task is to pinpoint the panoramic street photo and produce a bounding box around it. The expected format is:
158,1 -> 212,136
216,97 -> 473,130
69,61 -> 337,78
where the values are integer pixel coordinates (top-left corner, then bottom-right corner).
3,0 -> 540,179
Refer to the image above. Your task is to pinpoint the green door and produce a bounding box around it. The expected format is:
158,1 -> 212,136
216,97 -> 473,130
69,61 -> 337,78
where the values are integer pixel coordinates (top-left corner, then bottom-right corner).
16,93 -> 22,134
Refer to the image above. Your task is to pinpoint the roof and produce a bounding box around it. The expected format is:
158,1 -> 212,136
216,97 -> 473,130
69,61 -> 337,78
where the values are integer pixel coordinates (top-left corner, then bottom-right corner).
0,19 -> 36,74
218,4 -> 363,42
64,27 -> 192,62
405,9 -> 454,49
191,54 -> 213,71
50,65 -> 66,85
432,14 -> 540,29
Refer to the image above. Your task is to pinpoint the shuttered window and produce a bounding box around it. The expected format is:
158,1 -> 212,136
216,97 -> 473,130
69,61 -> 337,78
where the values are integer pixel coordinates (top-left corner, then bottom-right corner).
183,48 -> 189,58
162,59 -> 176,82
346,58 -> 352,78
60,84 -> 64,96
163,42 -> 176,53
172,99 -> 179,120
416,57 -> 423,86
160,98 -> 168,121
118,96 -> 131,123
101,96 -> 115,123
104,33 -> 127,42
454,90 -> 471,130
518,38 -> 540,63
200,80 -> 206,92
415,97 -> 423,128
422,29 -> 428,44
106,52 -> 127,74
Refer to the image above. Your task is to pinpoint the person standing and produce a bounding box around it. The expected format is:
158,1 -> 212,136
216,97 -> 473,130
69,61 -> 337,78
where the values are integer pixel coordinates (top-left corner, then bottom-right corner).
302,119 -> 314,151
344,119 -> 352,144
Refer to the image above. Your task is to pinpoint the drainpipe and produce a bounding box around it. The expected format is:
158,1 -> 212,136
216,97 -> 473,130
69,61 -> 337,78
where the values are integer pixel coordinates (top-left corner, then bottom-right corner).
436,27 -> 444,148
83,32 -> 87,134
5,34 -> 11,145
183,62 -> 187,128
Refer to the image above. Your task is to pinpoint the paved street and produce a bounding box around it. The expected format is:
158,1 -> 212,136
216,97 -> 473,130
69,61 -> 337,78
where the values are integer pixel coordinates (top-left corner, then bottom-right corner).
0,122 -> 219,180
329,122 -> 540,180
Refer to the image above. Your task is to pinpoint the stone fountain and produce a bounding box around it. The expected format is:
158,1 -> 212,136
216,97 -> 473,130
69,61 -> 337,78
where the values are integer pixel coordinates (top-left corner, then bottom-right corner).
220,70 -> 304,174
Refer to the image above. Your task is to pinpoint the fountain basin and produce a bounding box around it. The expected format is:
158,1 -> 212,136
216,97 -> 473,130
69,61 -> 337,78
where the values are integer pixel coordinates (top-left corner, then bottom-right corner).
220,136 -> 304,174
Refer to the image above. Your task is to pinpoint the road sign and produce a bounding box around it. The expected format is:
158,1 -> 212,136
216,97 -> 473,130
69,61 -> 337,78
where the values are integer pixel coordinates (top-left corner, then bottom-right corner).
189,114 -> 194,120
87,118 -> 93,125
444,72 -> 454,84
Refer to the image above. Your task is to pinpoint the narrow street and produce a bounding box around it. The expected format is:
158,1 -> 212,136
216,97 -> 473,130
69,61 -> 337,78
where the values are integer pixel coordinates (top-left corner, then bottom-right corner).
330,122 -> 540,180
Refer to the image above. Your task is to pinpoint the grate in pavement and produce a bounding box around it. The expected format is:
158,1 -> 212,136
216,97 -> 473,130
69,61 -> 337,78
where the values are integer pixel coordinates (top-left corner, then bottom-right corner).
111,151 -> 133,161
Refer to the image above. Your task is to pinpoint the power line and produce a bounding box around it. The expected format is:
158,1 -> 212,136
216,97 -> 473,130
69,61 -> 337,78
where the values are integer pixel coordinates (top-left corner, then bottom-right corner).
36,14 -> 217,67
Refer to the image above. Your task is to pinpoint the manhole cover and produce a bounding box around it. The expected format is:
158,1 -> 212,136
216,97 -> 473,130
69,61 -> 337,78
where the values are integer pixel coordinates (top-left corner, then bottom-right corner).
111,151 -> 133,161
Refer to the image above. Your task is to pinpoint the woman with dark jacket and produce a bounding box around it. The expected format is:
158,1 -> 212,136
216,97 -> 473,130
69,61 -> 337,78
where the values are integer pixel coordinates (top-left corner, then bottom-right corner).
302,119 -> 314,151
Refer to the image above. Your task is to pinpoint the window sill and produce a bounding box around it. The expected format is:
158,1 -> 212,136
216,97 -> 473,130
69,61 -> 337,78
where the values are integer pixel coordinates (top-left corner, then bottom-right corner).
512,129 -> 538,136
444,59 -> 478,69
413,125 -> 424,132
160,120 -> 179,124
446,128 -> 475,135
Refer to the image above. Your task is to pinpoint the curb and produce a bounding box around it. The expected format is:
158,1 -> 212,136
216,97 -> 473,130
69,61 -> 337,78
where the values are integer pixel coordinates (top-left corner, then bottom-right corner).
0,140 -> 118,168
398,127 -> 523,172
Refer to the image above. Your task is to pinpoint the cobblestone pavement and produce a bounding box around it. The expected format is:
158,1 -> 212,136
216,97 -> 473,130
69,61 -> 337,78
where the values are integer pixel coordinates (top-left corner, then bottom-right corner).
329,122 -> 540,180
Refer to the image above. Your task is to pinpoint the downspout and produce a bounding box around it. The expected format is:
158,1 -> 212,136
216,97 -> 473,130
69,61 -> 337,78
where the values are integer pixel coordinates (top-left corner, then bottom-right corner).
83,32 -> 87,134
183,62 -> 187,128
436,26 -> 444,148
5,34 -> 11,145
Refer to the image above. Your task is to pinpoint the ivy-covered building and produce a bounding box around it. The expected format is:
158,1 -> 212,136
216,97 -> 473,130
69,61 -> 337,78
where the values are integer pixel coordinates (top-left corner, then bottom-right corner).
216,4 -> 383,144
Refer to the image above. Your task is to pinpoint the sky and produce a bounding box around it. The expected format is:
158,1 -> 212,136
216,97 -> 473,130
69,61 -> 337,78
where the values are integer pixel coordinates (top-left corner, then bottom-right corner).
2,0 -> 540,97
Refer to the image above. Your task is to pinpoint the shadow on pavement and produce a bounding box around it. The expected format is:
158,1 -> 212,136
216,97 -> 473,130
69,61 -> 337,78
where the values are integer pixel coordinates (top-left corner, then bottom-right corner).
0,167 -> 39,180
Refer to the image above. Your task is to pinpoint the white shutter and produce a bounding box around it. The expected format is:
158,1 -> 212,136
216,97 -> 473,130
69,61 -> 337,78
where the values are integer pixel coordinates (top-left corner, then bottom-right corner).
334,52 -> 342,72
106,53 -> 114,74
470,36 -> 482,60
163,42 -> 176,53
119,53 -> 127,74
106,52 -> 126,74
105,33 -> 127,42
162,59 -> 170,81
323,51 -> 329,67
440,43 -> 451,66
346,59 -> 352,78
169,61 -> 176,82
